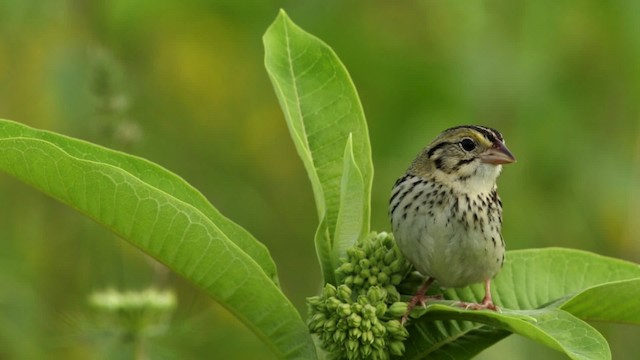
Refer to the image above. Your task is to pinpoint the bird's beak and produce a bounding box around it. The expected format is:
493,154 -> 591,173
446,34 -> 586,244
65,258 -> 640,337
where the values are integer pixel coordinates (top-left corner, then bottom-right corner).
480,142 -> 516,165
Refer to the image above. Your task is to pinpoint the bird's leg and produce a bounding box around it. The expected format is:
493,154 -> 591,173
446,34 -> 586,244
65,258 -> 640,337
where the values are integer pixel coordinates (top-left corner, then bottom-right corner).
457,279 -> 499,311
401,277 -> 438,325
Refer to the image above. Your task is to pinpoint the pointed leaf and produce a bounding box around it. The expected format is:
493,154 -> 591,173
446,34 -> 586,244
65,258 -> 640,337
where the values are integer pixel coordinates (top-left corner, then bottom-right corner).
0,119 -> 316,359
560,278 -> 640,324
443,248 -> 640,310
403,248 -> 640,358
264,10 -> 373,282
332,134 -> 366,263
411,305 -> 610,360
313,216 -> 335,285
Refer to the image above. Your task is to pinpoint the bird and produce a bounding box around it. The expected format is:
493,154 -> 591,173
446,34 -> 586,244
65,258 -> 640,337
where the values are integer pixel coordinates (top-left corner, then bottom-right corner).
389,125 -> 515,324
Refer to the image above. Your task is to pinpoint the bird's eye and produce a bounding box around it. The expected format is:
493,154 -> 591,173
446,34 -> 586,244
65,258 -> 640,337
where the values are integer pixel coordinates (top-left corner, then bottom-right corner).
460,138 -> 476,151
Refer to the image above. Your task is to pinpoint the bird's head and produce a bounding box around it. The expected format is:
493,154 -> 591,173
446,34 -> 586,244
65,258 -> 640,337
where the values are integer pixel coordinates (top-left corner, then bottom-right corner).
409,125 -> 516,193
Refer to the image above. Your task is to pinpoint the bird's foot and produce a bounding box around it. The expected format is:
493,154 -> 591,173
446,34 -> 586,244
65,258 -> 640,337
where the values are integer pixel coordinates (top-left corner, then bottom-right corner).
453,279 -> 500,311
400,293 -> 442,325
455,298 -> 500,312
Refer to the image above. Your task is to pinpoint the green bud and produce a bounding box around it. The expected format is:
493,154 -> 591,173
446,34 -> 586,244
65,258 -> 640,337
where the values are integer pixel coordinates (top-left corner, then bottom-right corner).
337,318 -> 349,331
324,284 -> 337,298
366,287 -> 379,303
385,320 -> 404,336
372,321 -> 386,337
347,313 -> 362,328
349,327 -> 362,339
352,302 -> 363,314
333,329 -> 346,343
373,349 -> 387,360
337,285 -> 352,301
361,344 -> 372,358
376,271 -> 389,284
363,304 -> 377,319
361,318 -> 372,331
366,287 -> 385,303
371,266 -> 381,275
326,297 -> 341,311
360,268 -> 371,278
389,259 -> 403,273
375,302 -> 387,316
337,262 -> 355,275
368,276 -> 378,286
337,303 -> 352,317
359,258 -> 371,269
355,249 -> 367,260
307,295 -> 323,309
374,248 -> 386,261
386,302 -> 409,317
373,337 -> 385,349
308,313 -> 326,329
390,274 -> 403,285
347,339 -> 359,352
383,236 -> 394,249
389,340 -> 406,356
357,294 -> 370,306
353,275 -> 364,286
323,317 -> 337,332
361,330 -> 374,344
385,285 -> 401,302
397,326 -> 409,339
383,251 -> 396,265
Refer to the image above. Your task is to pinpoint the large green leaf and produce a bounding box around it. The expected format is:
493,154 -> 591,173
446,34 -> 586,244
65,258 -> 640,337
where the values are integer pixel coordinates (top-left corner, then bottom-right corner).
264,10 -> 373,283
410,305 -> 609,360
402,248 -> 640,359
0,119 -> 316,359
559,278 -> 640,324
445,248 -> 640,310
403,319 -> 510,360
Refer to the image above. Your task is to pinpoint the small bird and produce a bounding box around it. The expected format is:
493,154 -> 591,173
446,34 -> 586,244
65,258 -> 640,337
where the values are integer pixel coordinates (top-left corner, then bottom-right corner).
389,125 -> 515,324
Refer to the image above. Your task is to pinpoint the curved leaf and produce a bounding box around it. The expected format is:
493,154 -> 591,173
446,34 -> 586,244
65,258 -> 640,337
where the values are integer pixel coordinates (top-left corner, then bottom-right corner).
403,319 -> 510,360
264,10 -> 373,282
560,278 -> 640,324
403,248 -> 640,359
332,134 -> 366,263
444,248 -> 640,311
0,119 -> 316,359
411,305 -> 610,360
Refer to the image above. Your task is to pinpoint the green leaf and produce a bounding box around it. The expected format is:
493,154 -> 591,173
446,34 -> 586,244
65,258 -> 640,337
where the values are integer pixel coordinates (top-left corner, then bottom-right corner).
402,248 -> 640,359
0,119 -> 316,359
403,319 -> 510,360
313,216 -> 335,285
411,305 -> 610,360
332,134 -> 366,263
445,248 -> 640,311
560,278 -> 640,324
263,10 -> 373,282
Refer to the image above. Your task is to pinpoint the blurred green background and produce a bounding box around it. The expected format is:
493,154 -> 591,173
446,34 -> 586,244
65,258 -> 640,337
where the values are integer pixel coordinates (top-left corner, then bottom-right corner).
1,1 -> 639,359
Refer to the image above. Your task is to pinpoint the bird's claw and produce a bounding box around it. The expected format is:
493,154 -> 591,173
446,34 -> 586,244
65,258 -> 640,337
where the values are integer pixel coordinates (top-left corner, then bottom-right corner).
455,300 -> 500,312
401,294 -> 443,325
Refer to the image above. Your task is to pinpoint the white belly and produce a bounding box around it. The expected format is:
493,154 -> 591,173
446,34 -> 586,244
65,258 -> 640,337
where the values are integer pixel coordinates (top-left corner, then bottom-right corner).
390,180 -> 505,288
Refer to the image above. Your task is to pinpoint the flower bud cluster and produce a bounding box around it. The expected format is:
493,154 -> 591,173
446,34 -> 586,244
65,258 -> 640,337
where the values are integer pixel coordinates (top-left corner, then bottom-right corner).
336,231 -> 410,303
308,284 -> 408,360
307,232 -> 411,359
